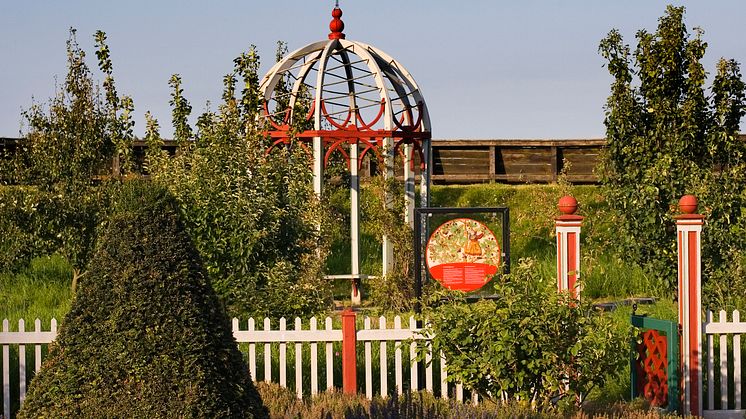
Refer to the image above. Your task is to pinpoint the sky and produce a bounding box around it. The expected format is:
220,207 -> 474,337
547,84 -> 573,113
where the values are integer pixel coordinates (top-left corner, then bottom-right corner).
1,1 -> 745,139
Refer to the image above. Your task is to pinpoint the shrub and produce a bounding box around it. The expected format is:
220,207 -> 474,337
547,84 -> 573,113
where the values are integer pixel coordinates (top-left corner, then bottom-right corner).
18,181 -> 267,418
421,259 -> 628,411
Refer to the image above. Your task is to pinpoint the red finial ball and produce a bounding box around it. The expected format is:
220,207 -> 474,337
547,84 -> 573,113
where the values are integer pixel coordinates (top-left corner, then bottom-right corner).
558,195 -> 578,215
328,7 -> 346,39
679,194 -> 698,214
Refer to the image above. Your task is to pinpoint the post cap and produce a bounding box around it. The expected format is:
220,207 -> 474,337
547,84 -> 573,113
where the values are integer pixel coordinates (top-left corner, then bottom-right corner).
328,6 -> 346,39
558,195 -> 578,215
679,195 -> 698,214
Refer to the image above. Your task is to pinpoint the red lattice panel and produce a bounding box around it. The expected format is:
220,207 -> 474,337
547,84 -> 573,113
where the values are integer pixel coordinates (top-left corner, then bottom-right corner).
634,329 -> 668,406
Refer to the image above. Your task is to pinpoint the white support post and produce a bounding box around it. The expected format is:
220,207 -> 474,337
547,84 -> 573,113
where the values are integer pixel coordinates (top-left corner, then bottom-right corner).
313,136 -> 323,197
382,136 -> 395,276
404,143 -> 415,228
676,195 -> 703,417
350,140 -> 361,305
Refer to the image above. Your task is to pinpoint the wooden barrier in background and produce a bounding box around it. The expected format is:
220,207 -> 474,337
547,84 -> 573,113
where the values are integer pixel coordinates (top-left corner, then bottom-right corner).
3,136 -> 744,185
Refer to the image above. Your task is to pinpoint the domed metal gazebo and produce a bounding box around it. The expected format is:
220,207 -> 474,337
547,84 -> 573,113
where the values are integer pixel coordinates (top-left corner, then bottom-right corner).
259,4 -> 432,304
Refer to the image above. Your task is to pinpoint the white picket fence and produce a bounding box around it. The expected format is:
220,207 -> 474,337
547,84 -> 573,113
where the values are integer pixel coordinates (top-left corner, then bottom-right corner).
2,315 -> 472,419
703,309 -> 746,418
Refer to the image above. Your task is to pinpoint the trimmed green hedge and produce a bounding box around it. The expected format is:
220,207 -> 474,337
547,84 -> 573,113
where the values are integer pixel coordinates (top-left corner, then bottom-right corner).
18,181 -> 267,418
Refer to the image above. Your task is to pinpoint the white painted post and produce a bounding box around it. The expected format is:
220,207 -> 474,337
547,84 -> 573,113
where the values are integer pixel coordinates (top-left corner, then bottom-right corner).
248,318 -> 256,381
264,318 -> 272,382
404,143 -> 415,228
313,135 -> 323,197
676,194 -> 703,416
310,317 -> 319,395
364,316 -> 372,399
734,310 -> 742,409
3,319 -> 9,419
295,318 -> 303,399
440,351 -> 448,399
19,319 -> 26,404
325,317 -> 334,390
409,316 -> 418,392
719,311 -> 727,409
425,341 -> 433,393
379,316 -> 388,397
350,140 -> 362,306
707,310 -> 714,410
34,319 -> 42,373
279,318 -> 287,387
394,316 -> 403,395
382,137 -> 395,276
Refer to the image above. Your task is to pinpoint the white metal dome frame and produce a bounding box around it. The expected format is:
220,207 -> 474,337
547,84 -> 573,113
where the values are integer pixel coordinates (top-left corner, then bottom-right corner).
259,6 -> 432,304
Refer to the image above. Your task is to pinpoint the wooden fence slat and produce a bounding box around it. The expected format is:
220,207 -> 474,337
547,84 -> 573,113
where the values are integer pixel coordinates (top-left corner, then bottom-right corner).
364,317 -> 372,399
708,310 -> 715,410
720,310 -> 728,409
733,310 -> 741,409
34,319 -> 42,373
456,382 -> 463,402
409,316 -> 418,392
248,318 -> 256,381
394,316 -> 402,395
279,318 -> 287,388
310,317 -> 318,396
440,351 -> 447,399
19,319 -> 26,404
379,316 -> 387,397
295,318 -> 302,399
426,341 -> 433,392
3,319 -> 10,419
264,318 -> 271,382
325,317 -> 334,390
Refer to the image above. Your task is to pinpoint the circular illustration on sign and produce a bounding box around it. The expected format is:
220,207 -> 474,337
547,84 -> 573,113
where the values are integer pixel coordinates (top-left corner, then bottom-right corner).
426,218 -> 501,292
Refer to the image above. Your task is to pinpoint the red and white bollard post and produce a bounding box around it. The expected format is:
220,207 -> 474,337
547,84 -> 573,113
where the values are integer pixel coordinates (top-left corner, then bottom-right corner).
676,195 -> 703,416
556,195 -> 583,300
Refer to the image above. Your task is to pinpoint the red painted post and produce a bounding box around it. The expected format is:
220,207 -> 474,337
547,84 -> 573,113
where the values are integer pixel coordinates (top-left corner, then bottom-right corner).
341,308 -> 357,394
676,194 -> 703,416
555,195 -> 583,300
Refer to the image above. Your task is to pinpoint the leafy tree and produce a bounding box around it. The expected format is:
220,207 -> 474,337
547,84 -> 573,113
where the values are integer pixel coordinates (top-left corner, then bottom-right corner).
422,259 -> 627,411
598,6 -> 746,302
18,181 -> 267,418
147,46 -> 330,319
0,29 -> 134,286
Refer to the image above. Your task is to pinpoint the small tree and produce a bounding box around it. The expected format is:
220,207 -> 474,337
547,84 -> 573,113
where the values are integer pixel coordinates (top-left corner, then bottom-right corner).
599,6 -> 746,301
0,29 -> 133,286
147,46 -> 330,319
18,181 -> 267,418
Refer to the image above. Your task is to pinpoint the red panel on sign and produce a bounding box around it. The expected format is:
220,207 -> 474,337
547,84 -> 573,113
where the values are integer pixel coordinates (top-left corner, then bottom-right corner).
426,218 -> 501,292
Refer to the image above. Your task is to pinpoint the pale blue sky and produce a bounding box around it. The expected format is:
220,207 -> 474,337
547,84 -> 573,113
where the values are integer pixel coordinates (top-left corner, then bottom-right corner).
1,1 -> 744,139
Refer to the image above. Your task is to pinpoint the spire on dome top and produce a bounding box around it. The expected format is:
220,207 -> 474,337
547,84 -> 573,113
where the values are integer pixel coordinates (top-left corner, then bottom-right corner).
328,2 -> 345,40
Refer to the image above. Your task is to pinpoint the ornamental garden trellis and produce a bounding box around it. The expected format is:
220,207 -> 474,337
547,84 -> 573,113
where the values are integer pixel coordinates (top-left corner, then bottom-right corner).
259,3 -> 432,305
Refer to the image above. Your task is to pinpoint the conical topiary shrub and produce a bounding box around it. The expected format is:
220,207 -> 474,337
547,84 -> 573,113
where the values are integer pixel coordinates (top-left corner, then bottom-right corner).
18,181 -> 267,418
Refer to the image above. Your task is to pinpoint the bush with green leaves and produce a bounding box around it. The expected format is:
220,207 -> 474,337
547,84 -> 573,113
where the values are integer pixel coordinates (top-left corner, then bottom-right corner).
422,259 -> 628,411
145,45 -> 330,319
598,6 -> 746,304
18,181 -> 267,418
